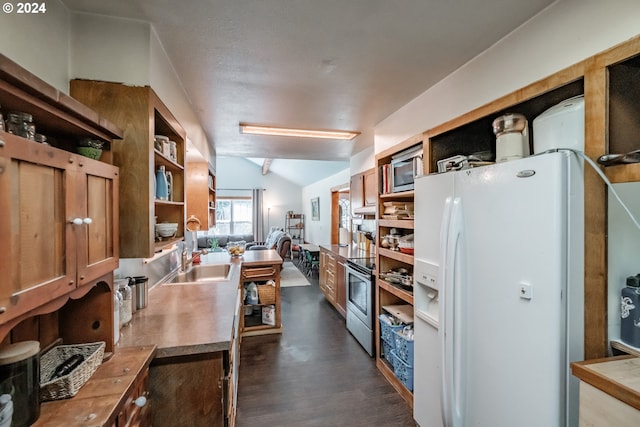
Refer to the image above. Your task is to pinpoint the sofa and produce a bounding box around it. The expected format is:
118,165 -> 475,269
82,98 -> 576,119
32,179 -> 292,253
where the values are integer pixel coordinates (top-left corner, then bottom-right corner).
197,234 -> 255,250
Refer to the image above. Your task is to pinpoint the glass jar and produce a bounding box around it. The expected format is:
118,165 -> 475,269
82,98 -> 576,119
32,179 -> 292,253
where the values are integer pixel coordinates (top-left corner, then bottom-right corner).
169,140 -> 177,162
115,279 -> 132,327
5,113 -> 21,136
23,114 -> 35,141
5,112 -> 35,140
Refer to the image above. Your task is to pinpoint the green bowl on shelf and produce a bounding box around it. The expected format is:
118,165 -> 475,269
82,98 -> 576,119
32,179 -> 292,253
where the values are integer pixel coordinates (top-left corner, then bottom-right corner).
76,146 -> 103,160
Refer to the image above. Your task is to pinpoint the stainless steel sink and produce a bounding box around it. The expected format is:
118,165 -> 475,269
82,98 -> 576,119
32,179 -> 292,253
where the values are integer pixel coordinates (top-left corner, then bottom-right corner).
166,263 -> 232,284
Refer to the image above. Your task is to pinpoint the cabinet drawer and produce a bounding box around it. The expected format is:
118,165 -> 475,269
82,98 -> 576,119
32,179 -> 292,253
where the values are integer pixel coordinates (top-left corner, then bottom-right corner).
118,368 -> 150,427
327,269 -> 336,285
241,266 -> 278,280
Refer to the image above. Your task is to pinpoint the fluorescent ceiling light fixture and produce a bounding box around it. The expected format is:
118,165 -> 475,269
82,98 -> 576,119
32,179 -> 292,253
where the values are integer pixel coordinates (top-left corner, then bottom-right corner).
239,123 -> 360,140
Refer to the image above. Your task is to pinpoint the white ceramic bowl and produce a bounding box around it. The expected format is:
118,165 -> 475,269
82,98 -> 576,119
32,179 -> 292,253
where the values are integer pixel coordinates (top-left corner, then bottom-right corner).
155,222 -> 178,229
155,223 -> 178,237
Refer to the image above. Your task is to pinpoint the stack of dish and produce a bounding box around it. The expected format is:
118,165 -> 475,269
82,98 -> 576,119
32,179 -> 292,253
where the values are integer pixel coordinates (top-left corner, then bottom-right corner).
155,222 -> 178,238
397,233 -> 414,255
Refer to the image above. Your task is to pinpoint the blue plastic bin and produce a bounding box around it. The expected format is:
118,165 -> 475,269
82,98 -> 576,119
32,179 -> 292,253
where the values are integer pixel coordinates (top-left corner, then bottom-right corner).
378,314 -> 404,349
390,349 -> 414,391
381,339 -> 394,366
393,328 -> 414,366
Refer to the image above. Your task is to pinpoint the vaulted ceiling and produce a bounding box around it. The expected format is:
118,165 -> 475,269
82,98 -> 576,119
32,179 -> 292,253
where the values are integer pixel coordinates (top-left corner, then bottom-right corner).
62,0 -> 555,183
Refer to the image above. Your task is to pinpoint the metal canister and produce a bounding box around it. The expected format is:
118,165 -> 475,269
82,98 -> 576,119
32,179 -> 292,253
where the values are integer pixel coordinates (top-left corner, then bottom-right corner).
127,277 -> 138,314
133,276 -> 149,310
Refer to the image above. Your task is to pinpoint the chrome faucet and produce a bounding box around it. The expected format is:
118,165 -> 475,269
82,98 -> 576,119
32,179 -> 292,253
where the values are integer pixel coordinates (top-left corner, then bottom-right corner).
181,248 -> 189,272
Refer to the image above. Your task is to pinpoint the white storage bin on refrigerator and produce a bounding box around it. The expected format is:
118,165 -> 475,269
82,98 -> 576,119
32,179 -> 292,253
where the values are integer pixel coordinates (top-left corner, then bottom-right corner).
533,95 -> 585,154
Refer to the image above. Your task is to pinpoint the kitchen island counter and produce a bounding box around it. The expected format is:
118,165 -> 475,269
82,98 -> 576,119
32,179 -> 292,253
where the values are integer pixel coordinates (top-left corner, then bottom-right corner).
117,249 -> 282,427
118,249 -> 283,358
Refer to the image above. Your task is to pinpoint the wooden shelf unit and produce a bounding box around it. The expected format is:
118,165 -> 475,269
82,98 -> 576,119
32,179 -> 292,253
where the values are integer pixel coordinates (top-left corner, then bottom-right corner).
285,213 -> 305,243
239,263 -> 283,337
70,80 -> 187,258
374,135 -> 422,407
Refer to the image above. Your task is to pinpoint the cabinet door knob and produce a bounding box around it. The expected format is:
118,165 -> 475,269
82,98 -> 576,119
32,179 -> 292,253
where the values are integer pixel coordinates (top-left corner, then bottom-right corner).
134,396 -> 147,407
71,218 -> 83,225
0,307 -> 6,314
83,217 -> 93,224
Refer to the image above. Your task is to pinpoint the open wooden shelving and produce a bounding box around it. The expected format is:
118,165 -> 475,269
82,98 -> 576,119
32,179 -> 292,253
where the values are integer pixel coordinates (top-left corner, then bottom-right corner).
374,134 -> 423,408
70,80 -> 187,258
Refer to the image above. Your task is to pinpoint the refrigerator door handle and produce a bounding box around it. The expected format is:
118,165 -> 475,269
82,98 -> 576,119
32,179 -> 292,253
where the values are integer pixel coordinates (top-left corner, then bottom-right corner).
439,196 -> 453,427
440,196 -> 464,427
450,198 -> 464,427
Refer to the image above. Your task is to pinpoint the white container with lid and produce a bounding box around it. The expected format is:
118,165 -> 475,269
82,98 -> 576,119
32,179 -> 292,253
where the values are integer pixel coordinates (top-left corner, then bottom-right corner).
532,95 -> 585,154
114,289 -> 121,343
115,278 -> 132,327
492,113 -> 530,163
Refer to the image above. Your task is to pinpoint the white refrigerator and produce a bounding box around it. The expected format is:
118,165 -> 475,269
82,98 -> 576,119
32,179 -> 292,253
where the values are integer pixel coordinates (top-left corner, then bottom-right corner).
413,150 -> 584,427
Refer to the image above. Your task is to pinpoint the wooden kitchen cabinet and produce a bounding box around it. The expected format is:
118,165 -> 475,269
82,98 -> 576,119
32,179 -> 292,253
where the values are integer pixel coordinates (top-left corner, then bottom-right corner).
151,352 -> 225,427
335,256 -> 347,317
350,168 -> 377,215
227,289 -> 242,427
319,247 -> 337,304
0,56 -> 122,336
70,80 -> 187,258
363,168 -> 378,207
319,247 -> 347,318
186,160 -> 216,230
0,135 -> 119,328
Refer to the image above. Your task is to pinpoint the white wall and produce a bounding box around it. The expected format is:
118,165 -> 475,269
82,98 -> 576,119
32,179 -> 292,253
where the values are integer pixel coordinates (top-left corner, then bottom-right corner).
70,13 -> 150,86
302,168 -> 350,245
375,0 -> 640,152
0,0 -> 70,91
216,157 -> 303,236
350,145 -> 375,175
149,27 -> 215,166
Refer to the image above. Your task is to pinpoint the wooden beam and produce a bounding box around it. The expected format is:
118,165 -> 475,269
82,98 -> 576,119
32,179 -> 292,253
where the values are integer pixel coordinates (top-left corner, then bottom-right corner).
262,158 -> 272,175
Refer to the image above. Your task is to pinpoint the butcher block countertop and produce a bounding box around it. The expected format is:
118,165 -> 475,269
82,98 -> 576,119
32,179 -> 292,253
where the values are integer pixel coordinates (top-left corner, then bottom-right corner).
571,355 -> 640,410
118,250 -> 283,359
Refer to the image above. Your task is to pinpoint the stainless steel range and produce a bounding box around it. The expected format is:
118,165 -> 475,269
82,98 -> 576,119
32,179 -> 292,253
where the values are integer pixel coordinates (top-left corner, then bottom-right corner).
345,257 -> 376,357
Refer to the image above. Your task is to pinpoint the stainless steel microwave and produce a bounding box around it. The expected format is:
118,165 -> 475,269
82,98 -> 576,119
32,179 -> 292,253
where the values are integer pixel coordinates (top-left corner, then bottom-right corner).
391,145 -> 423,192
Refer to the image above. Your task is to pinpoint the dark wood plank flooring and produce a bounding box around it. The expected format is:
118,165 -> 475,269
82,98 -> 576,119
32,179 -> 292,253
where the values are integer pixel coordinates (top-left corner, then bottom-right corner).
236,263 -> 415,426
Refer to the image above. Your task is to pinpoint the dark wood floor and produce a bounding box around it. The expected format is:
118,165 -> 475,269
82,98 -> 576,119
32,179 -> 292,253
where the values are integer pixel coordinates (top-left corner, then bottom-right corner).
236,263 -> 415,427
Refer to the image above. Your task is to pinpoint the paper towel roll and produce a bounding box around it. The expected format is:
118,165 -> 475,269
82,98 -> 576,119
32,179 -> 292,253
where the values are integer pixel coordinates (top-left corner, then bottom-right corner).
339,228 -> 350,245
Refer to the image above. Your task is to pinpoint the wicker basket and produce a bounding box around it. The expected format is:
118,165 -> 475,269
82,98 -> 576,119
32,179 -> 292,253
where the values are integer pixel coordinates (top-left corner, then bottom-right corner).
257,284 -> 276,305
40,341 -> 105,401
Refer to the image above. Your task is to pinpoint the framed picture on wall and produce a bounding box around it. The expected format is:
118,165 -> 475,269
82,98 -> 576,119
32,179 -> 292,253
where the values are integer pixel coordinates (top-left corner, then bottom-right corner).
311,197 -> 320,221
